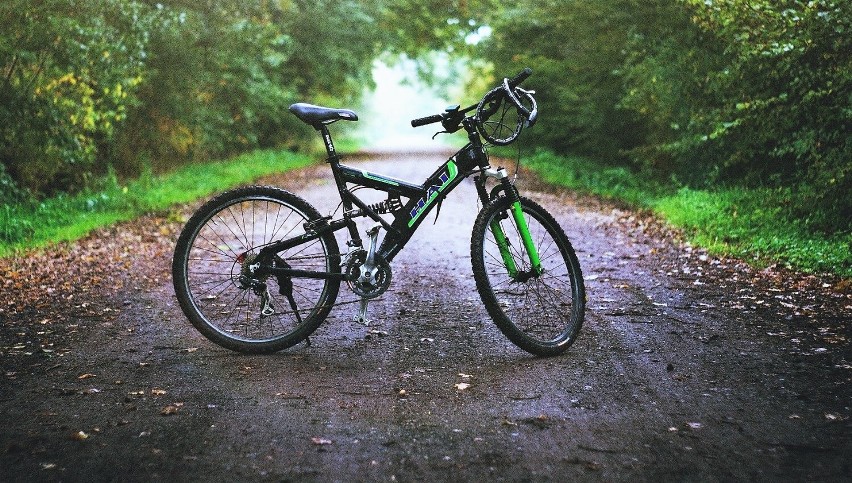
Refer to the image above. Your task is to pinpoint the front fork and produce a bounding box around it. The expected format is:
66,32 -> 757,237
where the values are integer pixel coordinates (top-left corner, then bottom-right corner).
476,169 -> 543,279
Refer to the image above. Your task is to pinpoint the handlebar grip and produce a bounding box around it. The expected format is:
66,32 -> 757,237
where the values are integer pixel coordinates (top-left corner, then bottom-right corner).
411,114 -> 443,128
507,67 -> 532,88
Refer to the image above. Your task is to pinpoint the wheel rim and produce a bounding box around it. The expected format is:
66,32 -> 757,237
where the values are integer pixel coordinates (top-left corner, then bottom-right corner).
181,196 -> 333,344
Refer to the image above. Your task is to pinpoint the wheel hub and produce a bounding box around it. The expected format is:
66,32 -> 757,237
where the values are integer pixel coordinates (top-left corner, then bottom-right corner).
236,251 -> 266,289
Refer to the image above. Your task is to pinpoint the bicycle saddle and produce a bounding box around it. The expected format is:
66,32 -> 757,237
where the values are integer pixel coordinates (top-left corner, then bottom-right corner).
289,103 -> 358,126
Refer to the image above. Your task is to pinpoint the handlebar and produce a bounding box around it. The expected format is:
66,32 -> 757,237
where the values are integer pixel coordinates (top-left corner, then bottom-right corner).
410,68 -> 534,129
507,67 -> 532,89
411,114 -> 444,128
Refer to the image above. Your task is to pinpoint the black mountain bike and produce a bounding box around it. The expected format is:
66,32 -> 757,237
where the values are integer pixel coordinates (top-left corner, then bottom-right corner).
172,68 -> 585,357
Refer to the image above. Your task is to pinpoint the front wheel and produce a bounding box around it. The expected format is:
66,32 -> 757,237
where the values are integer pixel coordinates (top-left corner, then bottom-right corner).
471,196 -> 585,356
172,186 -> 341,353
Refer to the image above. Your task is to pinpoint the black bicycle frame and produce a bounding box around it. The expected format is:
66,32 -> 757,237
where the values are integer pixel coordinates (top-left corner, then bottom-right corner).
257,118 -> 494,281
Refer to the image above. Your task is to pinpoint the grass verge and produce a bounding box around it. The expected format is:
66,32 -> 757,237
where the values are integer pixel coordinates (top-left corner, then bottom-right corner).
521,149 -> 851,278
1,149 -> 313,258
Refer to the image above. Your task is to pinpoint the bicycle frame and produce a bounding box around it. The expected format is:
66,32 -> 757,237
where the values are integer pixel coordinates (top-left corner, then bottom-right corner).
257,117 -> 541,282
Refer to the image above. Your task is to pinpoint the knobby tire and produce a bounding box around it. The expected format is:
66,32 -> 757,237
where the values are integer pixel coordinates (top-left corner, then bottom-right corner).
471,196 -> 585,356
172,186 -> 341,353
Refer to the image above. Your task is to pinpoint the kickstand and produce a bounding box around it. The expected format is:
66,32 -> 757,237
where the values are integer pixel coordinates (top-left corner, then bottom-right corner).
355,297 -> 371,326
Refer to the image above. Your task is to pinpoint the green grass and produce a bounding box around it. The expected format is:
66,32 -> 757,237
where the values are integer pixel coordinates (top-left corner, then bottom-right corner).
520,149 -> 851,278
0,149 -> 313,258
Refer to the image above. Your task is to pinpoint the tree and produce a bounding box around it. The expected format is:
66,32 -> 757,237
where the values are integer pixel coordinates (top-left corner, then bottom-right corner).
1,0 -> 388,193
1,0 -> 155,193
676,0 -> 851,231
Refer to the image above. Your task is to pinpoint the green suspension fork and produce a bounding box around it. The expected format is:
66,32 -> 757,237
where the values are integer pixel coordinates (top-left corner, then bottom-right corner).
488,197 -> 542,279
489,217 -> 519,278
510,200 -> 543,275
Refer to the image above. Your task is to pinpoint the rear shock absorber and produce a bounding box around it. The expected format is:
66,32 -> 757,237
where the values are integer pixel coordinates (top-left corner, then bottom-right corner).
367,197 -> 403,215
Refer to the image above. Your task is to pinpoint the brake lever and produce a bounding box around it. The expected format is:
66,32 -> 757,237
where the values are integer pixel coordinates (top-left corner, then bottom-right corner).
432,126 -> 464,139
517,87 -> 538,127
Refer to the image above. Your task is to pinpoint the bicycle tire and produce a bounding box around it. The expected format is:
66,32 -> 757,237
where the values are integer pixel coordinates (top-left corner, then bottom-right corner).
172,186 -> 341,353
471,196 -> 585,356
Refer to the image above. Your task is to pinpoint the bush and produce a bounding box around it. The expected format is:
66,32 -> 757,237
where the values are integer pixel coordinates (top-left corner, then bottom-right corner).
523,149 -> 851,277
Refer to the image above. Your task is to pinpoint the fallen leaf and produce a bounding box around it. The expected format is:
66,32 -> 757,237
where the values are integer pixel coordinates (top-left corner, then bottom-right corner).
454,383 -> 471,391
71,431 -> 89,441
311,437 -> 332,446
398,389 -> 408,397
686,422 -> 702,430
77,373 -> 97,380
82,388 -> 101,395
160,403 -> 183,416
151,388 -> 167,396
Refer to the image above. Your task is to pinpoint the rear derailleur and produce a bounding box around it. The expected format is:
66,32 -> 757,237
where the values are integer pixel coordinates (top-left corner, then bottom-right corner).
236,252 -> 302,323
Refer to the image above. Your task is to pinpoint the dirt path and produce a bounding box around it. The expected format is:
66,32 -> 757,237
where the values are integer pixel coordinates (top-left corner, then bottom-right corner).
2,153 -> 850,482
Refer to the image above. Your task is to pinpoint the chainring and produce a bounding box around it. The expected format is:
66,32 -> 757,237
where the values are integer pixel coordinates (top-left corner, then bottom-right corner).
344,250 -> 392,299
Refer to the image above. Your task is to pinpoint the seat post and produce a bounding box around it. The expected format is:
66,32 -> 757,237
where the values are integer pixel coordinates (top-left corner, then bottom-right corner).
316,125 -> 338,161
315,123 -> 362,247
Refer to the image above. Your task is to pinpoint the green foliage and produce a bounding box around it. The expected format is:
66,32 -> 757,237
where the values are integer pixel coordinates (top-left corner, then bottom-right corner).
114,0 -> 384,175
481,1 -> 653,159
523,150 -> 851,277
654,187 -> 851,277
2,0 -> 848,267
0,150 -> 312,257
1,0 -> 155,194
663,1 -> 851,233
380,0 -> 497,57
465,0 -> 850,236
521,149 -> 669,207
2,0 -> 384,195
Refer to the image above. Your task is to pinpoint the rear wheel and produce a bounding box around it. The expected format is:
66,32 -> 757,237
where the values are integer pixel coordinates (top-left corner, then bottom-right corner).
172,186 -> 340,353
471,196 -> 584,356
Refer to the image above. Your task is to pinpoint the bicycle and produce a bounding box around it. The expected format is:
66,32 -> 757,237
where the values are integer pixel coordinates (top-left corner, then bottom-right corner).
172,68 -> 585,357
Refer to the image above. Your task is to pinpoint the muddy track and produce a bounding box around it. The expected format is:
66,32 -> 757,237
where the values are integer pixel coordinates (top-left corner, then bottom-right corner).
1,153 -> 850,482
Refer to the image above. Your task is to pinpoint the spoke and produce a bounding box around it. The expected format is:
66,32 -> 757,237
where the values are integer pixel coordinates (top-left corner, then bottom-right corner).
227,204 -> 250,250
285,237 -> 324,260
212,211 -> 248,254
192,272 -> 232,284
188,253 -> 235,262
193,276 -> 238,304
198,220 -> 242,258
268,205 -> 299,242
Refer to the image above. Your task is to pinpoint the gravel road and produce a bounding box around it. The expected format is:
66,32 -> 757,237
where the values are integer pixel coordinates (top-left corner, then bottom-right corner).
1,152 -> 850,482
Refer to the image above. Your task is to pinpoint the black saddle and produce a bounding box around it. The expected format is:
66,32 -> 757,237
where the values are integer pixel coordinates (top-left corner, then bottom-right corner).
289,103 -> 358,127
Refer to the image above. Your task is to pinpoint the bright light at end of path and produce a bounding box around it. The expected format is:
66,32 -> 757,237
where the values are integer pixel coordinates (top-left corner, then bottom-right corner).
358,59 -> 463,153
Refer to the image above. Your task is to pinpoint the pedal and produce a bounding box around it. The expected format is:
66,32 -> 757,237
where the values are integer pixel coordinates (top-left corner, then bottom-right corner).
354,297 -> 371,326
